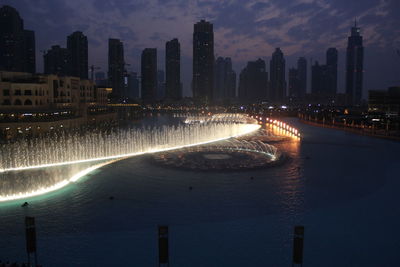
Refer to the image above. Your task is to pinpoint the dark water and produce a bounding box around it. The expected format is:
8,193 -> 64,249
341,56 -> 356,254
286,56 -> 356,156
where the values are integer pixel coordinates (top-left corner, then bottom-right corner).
1,118 -> 399,266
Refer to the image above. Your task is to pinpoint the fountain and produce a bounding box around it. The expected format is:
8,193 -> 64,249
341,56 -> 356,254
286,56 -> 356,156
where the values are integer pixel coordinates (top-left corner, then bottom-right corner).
0,114 -> 261,201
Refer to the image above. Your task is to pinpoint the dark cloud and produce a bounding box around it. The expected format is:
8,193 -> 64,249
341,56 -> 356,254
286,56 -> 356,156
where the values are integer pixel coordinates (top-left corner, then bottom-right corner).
0,0 -> 398,95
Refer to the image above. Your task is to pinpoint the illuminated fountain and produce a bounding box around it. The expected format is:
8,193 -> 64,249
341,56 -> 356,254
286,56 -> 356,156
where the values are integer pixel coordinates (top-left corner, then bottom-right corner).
153,139 -> 281,171
0,114 -> 261,201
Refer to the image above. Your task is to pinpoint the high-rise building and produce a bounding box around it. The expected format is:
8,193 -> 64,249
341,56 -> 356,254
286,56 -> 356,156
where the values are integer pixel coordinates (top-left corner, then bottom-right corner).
108,38 -> 125,100
288,68 -> 299,98
127,72 -> 140,99
157,70 -> 165,100
214,57 -> 236,103
346,20 -> 364,104
193,20 -> 214,104
165,38 -> 181,100
67,31 -> 88,79
0,5 -> 36,73
238,59 -> 268,103
269,48 -> 286,103
141,48 -> 157,103
44,45 -> 70,76
311,61 -> 329,95
297,57 -> 307,98
326,47 -> 338,95
22,30 -> 35,74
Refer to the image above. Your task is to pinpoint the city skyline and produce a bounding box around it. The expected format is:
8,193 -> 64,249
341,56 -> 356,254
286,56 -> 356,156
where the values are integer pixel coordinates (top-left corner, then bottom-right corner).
0,0 -> 399,98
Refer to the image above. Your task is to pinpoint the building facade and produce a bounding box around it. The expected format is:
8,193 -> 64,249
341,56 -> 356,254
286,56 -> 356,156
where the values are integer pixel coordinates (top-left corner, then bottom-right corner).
269,48 -> 286,103
238,59 -> 268,103
0,71 -> 114,138
193,20 -> 214,104
214,57 -> 236,104
67,31 -> 88,79
346,21 -> 364,104
44,45 -> 70,76
108,38 -> 125,100
165,38 -> 181,100
0,5 -> 36,74
141,48 -> 157,103
326,48 -> 338,95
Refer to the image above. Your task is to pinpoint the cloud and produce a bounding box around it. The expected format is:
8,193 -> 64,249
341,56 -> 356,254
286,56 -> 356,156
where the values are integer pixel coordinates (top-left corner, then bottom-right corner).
1,0 -> 399,94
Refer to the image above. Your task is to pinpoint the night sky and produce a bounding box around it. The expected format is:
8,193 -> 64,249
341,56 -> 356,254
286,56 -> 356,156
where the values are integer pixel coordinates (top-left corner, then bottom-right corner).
2,0 -> 399,97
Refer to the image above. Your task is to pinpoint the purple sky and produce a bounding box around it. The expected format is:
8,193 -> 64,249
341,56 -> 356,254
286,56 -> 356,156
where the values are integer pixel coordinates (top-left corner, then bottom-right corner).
2,0 -> 400,97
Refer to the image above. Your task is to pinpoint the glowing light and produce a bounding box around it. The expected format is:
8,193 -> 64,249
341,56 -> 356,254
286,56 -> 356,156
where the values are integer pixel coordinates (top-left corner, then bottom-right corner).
0,160 -> 117,202
1,124 -> 260,173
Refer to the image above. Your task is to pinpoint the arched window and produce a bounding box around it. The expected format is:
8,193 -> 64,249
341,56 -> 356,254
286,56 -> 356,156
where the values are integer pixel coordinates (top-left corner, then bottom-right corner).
24,99 -> 32,105
14,99 -> 22,105
3,99 -> 11,105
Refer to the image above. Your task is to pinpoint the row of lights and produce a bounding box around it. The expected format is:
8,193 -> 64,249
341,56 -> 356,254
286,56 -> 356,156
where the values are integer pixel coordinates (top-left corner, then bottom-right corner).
252,115 -> 301,138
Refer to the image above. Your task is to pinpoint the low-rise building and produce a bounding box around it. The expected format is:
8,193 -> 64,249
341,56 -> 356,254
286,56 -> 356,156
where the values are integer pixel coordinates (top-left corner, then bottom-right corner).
0,71 -> 116,139
368,86 -> 400,116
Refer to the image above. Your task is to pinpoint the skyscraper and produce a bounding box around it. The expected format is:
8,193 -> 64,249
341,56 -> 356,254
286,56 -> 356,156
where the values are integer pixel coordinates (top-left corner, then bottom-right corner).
193,20 -> 214,104
108,38 -> 125,100
311,61 -> 329,95
214,57 -> 236,103
297,57 -> 307,99
269,48 -> 286,103
127,72 -> 140,99
44,45 -> 70,76
0,5 -> 36,73
238,59 -> 268,103
67,31 -> 88,79
326,47 -> 338,95
157,70 -> 165,100
141,48 -> 157,103
346,20 -> 364,104
165,38 -> 181,100
288,68 -> 299,98
22,30 -> 35,74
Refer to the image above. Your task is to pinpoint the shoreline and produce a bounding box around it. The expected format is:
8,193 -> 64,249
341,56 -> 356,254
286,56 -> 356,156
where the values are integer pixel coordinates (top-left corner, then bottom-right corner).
299,118 -> 400,142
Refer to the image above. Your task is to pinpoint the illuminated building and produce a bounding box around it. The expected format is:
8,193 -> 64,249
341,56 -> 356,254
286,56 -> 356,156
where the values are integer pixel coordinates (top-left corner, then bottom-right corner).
0,71 -> 115,138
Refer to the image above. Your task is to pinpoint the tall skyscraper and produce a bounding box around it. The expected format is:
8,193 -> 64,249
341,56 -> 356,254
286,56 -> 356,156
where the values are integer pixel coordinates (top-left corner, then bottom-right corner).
238,59 -> 268,103
297,57 -> 307,98
311,61 -> 329,95
141,48 -> 157,103
326,47 -> 338,95
165,38 -> 181,100
269,48 -> 286,103
127,72 -> 140,99
22,30 -> 35,73
67,31 -> 88,79
288,68 -> 299,98
0,5 -> 36,73
108,38 -> 125,100
157,70 -> 165,100
193,20 -> 214,104
44,45 -> 70,76
346,20 -> 364,104
214,57 -> 236,103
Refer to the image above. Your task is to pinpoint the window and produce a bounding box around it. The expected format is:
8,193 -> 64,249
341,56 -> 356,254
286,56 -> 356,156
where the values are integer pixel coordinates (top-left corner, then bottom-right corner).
3,90 -> 10,96
24,99 -> 32,105
24,90 -> 32,95
14,90 -> 21,96
2,99 -> 11,105
14,99 -> 22,105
